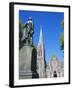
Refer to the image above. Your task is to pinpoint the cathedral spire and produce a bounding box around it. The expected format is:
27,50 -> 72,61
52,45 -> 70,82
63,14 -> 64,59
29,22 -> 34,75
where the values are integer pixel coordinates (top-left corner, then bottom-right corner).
37,26 -> 46,78
37,26 -> 44,57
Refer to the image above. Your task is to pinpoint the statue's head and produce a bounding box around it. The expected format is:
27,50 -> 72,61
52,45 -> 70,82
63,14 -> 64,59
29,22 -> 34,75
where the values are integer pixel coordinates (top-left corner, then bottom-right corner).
27,17 -> 33,33
29,17 -> 32,21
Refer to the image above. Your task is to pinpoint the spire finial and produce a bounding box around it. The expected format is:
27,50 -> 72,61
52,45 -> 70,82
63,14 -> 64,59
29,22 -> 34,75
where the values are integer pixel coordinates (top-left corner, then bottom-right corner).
38,26 -> 43,45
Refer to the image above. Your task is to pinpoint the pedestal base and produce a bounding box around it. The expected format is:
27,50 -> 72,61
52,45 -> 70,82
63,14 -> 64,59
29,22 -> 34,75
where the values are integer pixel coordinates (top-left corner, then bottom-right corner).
19,71 -> 39,79
19,45 -> 39,79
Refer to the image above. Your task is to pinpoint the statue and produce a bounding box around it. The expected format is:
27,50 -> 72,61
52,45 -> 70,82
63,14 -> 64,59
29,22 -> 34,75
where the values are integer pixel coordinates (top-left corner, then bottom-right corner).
19,17 -> 39,79
19,17 -> 34,49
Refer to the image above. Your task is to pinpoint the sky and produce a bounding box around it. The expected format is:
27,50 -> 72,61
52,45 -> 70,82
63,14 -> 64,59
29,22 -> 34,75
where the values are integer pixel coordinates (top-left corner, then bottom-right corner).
19,10 -> 64,63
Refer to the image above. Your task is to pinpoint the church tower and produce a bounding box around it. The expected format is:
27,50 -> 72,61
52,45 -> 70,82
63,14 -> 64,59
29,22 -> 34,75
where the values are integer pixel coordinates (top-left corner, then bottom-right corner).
37,27 -> 46,78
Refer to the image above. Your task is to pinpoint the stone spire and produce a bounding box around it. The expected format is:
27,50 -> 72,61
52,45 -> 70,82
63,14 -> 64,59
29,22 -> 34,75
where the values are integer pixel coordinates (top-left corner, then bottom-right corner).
37,27 -> 44,57
37,27 -> 46,78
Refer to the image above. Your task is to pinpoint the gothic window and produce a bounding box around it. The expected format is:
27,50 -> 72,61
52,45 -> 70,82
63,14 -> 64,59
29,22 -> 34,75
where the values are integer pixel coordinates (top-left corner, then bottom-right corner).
50,72 -> 52,78
59,72 -> 61,77
50,72 -> 52,75
37,45 -> 42,56
38,50 -> 40,56
39,45 -> 42,56
39,50 -> 42,56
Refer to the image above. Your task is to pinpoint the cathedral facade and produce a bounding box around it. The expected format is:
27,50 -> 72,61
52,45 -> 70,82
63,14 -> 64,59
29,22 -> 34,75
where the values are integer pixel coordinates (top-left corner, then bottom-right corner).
46,56 -> 64,78
37,28 -> 64,78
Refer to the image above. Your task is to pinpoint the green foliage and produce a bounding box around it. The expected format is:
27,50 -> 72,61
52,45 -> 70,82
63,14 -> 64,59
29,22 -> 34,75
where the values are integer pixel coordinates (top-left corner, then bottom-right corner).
19,20 -> 25,31
59,19 -> 64,52
51,54 -> 56,59
19,21 -> 23,30
31,44 -> 36,50
60,33 -> 64,50
61,20 -> 64,29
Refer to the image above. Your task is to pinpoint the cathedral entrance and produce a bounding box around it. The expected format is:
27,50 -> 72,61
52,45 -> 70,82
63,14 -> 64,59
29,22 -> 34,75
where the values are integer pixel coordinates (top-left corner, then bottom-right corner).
53,71 -> 57,78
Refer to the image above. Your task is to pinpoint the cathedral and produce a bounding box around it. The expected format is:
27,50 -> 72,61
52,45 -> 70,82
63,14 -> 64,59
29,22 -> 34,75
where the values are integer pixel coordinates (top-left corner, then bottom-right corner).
37,28 -> 64,78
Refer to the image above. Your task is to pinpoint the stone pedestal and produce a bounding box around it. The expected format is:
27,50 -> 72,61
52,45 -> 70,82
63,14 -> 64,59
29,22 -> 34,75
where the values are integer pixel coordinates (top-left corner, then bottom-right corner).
19,45 -> 39,79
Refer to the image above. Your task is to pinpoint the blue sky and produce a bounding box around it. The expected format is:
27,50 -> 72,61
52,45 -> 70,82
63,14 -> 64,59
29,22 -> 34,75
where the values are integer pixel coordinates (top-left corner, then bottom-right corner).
19,10 -> 64,63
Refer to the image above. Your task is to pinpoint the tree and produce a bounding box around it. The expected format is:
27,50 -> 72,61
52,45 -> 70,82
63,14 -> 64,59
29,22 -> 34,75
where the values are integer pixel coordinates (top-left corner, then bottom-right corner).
19,20 -> 24,30
60,20 -> 64,52
60,33 -> 64,50
61,20 -> 64,29
19,20 -> 24,49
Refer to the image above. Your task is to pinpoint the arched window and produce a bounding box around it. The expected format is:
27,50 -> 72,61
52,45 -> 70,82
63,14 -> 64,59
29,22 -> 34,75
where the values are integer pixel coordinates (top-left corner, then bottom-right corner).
39,45 -> 42,56
37,44 -> 42,56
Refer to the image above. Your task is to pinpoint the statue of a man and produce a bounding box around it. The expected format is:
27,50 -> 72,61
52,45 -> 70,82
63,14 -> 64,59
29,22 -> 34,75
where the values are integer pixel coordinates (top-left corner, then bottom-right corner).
20,17 -> 34,48
25,17 -> 34,45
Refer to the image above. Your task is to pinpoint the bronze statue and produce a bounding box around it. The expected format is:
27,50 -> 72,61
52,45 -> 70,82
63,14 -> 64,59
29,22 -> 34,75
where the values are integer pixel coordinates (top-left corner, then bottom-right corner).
19,17 -> 34,49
